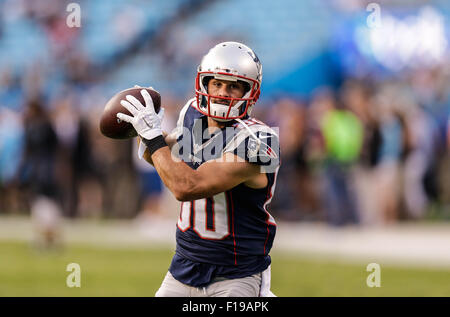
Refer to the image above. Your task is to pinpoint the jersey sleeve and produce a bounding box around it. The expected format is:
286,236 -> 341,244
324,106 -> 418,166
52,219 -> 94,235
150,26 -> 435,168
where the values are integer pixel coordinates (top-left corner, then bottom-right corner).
175,98 -> 195,143
138,99 -> 194,161
223,124 -> 280,173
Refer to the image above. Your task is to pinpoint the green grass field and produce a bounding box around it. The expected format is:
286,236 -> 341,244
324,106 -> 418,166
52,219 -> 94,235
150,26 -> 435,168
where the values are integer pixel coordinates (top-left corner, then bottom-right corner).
1,240 -> 449,297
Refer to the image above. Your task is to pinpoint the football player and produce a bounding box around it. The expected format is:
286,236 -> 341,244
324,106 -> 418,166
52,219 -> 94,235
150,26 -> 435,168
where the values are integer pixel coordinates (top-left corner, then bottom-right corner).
117,42 -> 280,297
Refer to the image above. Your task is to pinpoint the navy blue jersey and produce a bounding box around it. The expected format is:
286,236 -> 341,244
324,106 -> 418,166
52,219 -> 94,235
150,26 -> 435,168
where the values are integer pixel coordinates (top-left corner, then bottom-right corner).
168,99 -> 280,287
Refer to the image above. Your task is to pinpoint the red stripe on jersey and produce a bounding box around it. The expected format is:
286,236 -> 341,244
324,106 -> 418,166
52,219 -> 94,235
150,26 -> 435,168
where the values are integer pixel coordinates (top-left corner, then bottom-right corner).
228,191 -> 237,266
263,168 -> 279,254
211,198 -> 215,231
263,187 -> 271,255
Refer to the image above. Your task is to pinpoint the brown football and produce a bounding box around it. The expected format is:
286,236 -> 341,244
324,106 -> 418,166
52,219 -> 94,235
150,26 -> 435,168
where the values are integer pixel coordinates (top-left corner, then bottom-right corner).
99,87 -> 161,139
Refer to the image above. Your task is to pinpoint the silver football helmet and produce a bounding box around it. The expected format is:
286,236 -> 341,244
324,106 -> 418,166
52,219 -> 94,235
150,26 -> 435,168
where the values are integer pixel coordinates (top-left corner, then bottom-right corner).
195,42 -> 263,121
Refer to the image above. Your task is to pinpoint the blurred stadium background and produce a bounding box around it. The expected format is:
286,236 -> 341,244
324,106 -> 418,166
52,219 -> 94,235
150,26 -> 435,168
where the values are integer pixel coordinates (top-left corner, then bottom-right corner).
0,0 -> 450,296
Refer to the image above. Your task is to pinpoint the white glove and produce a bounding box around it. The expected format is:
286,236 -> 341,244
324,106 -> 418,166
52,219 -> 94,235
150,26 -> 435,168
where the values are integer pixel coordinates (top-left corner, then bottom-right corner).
117,89 -> 165,141
133,85 -> 157,159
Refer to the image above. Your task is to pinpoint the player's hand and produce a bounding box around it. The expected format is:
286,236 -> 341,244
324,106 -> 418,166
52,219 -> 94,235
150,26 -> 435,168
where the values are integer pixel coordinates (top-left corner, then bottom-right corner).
117,89 -> 165,141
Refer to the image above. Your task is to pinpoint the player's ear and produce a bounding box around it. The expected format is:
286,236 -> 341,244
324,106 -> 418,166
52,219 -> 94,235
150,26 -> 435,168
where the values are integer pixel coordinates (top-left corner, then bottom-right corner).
203,77 -> 213,92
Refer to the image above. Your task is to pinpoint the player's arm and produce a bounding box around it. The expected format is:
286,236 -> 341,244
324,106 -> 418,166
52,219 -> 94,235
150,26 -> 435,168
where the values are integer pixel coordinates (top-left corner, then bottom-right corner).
116,89 -> 265,200
138,129 -> 177,165
151,149 -> 264,201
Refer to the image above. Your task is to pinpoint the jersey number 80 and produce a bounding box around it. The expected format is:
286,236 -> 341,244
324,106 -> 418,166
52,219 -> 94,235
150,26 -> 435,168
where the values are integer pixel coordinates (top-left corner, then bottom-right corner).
177,192 -> 230,240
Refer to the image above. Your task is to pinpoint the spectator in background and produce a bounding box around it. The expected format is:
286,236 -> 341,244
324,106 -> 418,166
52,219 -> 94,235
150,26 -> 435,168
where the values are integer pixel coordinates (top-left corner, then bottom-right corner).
91,124 -> 140,219
290,101 -> 324,221
318,89 -> 364,226
21,98 -> 60,202
369,85 -> 407,224
408,65 -> 450,218
297,89 -> 337,222
50,92 -> 80,218
401,92 -> 440,220
50,91 -> 105,219
268,98 -> 307,220
340,80 -> 382,226
71,115 -> 105,218
20,98 -> 62,248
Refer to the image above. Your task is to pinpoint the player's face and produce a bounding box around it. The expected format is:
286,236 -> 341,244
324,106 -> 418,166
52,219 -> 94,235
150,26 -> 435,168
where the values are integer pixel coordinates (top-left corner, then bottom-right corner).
207,78 -> 246,106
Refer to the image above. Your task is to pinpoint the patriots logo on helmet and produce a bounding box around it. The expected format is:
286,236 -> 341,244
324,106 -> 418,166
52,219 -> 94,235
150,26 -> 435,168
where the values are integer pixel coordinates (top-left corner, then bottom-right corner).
247,51 -> 262,80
